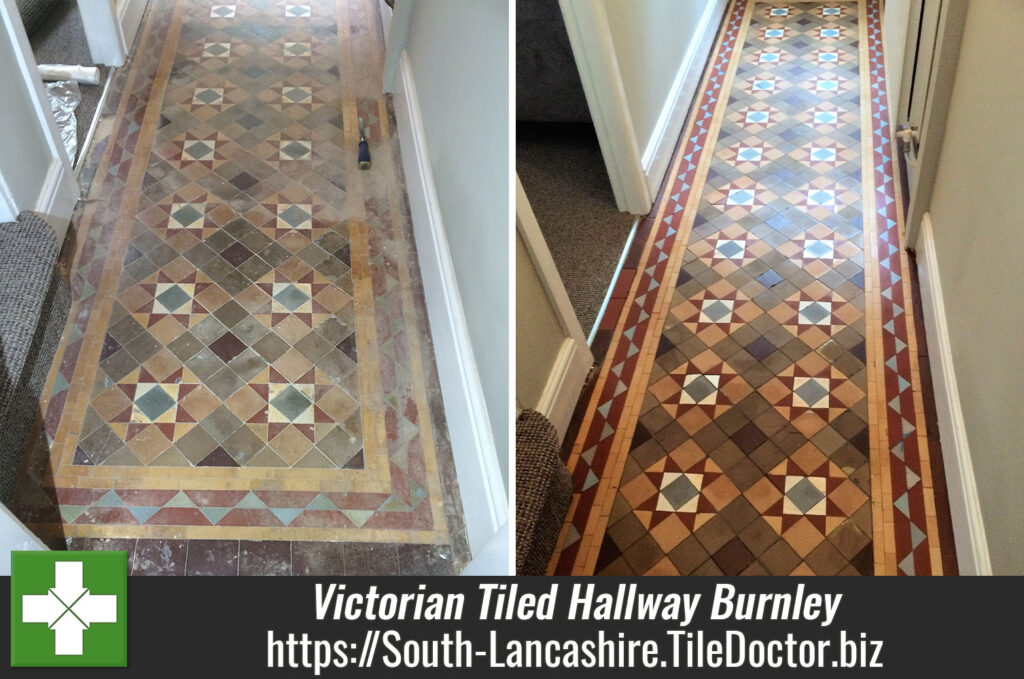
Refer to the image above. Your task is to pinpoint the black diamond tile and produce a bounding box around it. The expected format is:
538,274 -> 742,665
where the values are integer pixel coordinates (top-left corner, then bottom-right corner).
208,332 -> 247,362
337,333 -> 357,361
221,242 -> 255,267
230,171 -> 260,191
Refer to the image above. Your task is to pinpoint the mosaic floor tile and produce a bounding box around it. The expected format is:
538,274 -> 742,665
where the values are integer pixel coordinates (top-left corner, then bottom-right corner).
13,0 -> 468,575
549,0 -> 951,576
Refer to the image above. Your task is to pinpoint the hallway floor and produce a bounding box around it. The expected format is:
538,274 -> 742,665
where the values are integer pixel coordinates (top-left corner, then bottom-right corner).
551,0 -> 954,576
12,0 -> 468,575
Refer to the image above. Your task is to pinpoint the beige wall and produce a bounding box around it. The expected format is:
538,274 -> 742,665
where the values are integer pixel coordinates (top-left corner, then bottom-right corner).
882,0 -> 912,106
601,0 -> 722,155
405,0 -> 509,480
515,228 -> 564,413
926,0 -> 1024,573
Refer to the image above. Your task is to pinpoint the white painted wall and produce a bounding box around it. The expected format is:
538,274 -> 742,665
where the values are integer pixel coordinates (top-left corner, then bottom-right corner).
601,0 -> 727,192
79,0 -> 127,66
390,1 -> 508,570
516,229 -> 564,413
923,0 -> 1024,574
403,0 -> 509,483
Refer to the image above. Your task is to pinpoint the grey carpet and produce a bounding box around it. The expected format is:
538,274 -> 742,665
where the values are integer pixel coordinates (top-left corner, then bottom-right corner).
516,0 -> 590,123
15,0 -> 59,35
517,122 -> 635,336
0,213 -> 70,504
515,409 -> 572,576
28,1 -> 109,165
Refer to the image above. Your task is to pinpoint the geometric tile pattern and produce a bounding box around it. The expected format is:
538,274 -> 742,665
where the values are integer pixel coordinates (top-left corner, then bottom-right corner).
551,1 -> 949,576
12,0 -> 466,568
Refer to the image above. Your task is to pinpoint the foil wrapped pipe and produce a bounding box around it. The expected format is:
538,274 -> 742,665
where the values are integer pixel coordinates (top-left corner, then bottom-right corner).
45,80 -> 81,163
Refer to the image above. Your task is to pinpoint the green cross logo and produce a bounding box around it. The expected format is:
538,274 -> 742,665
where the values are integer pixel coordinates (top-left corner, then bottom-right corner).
10,551 -> 127,667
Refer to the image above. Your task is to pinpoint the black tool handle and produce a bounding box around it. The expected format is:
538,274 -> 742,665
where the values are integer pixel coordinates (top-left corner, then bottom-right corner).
358,139 -> 371,169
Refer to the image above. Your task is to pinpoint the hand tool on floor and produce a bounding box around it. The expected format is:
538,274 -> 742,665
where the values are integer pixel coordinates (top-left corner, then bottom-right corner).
358,117 -> 371,170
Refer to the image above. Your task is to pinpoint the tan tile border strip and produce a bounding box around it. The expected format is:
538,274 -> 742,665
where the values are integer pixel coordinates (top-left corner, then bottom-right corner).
857,0 -> 896,576
334,0 -> 449,539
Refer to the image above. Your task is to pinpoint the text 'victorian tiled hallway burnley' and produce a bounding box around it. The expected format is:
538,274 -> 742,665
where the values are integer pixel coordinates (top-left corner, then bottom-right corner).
11,0 -> 469,576
550,0 -> 956,577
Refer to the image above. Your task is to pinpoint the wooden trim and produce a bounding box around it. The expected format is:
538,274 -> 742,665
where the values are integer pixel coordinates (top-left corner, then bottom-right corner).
0,503 -> 47,569
515,179 -> 589,349
380,0 -> 411,92
534,338 -> 591,444
0,0 -> 78,233
34,157 -> 78,243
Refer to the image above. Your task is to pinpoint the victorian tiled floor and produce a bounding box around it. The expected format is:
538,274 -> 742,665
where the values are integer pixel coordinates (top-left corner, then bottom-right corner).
11,0 -> 469,575
550,0 -> 954,576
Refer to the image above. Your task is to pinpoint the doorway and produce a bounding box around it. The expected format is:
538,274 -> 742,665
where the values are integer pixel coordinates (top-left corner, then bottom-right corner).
515,0 -> 636,342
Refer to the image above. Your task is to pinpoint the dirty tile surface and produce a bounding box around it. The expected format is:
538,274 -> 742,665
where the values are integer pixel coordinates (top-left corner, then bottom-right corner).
15,0 -> 468,575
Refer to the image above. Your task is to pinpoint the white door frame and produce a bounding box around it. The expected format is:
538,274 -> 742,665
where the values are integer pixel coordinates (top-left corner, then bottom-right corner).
116,0 -> 149,55
640,0 -> 727,198
75,0 -> 149,68
894,0 -> 966,248
0,0 -> 78,239
558,0 -> 652,215
78,0 -> 127,66
515,176 -> 593,443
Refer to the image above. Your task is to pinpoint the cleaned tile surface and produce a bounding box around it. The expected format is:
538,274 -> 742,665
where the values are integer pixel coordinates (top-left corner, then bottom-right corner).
550,0 -> 949,576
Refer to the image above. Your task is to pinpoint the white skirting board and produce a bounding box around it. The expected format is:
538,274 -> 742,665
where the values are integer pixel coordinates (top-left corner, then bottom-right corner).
36,157 -> 78,244
391,52 -> 508,564
640,0 -> 729,195
915,213 -> 991,575
0,504 -> 47,575
535,338 -> 590,445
